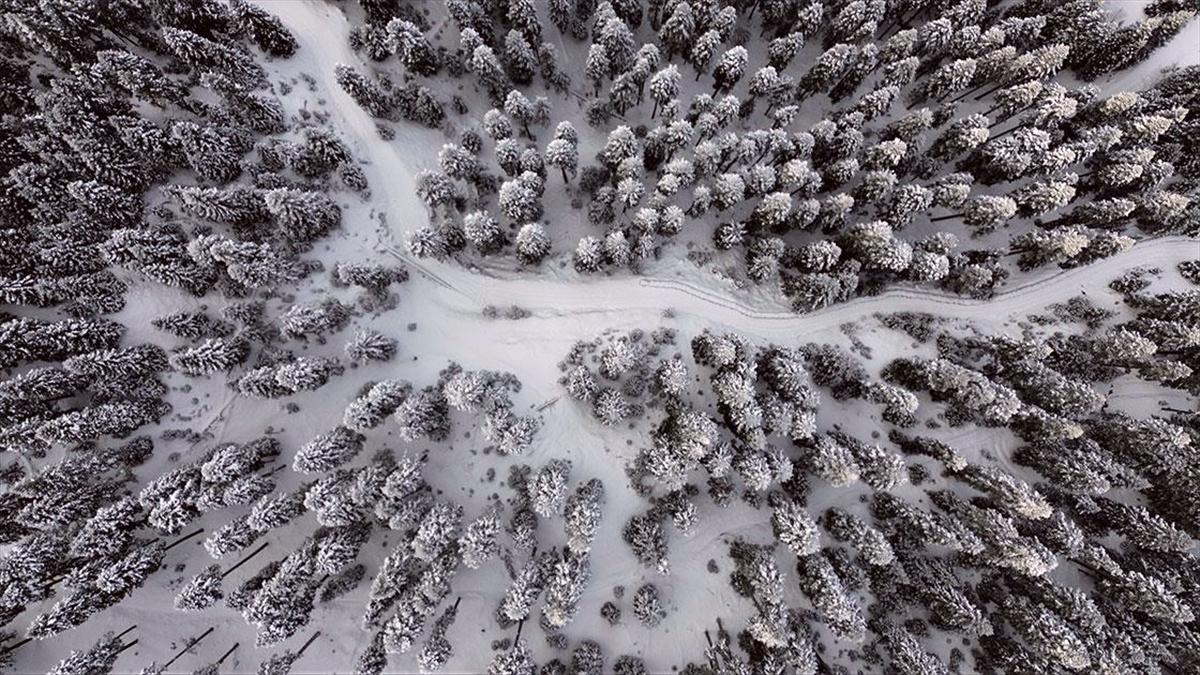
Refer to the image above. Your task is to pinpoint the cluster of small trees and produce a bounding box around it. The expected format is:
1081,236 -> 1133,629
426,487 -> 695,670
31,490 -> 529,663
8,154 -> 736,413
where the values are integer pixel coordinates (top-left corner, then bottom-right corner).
494,461 -> 605,634
190,361 -> 546,667
338,11 -> 448,127
0,2 -> 385,668
0,0 -> 356,313
0,437 -> 155,639
669,286 -> 1197,672
442,365 -> 542,455
0,324 -> 170,456
560,327 -> 679,426
406,107 -> 567,266
802,342 -> 920,425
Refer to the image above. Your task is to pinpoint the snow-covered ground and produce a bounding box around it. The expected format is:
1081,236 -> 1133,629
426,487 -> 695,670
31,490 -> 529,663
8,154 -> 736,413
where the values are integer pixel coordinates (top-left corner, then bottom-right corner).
11,1 -> 1200,672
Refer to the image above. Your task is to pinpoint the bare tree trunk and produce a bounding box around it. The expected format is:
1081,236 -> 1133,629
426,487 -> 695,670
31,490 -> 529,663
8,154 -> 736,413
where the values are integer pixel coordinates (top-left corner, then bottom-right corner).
164,528 -> 205,552
214,643 -> 239,667
296,631 -> 322,657
929,213 -> 963,222
220,542 -> 270,579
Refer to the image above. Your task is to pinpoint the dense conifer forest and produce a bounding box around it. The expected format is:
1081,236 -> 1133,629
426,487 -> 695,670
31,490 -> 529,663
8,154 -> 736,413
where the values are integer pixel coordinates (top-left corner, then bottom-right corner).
0,0 -> 1197,672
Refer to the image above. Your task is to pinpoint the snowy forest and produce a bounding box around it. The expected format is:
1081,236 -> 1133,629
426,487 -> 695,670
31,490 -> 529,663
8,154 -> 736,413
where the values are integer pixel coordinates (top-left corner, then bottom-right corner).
0,0 -> 1197,672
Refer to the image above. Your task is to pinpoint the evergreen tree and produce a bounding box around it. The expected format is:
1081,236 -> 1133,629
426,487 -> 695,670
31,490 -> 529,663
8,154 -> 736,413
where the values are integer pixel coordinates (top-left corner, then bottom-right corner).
711,47 -> 748,94
499,551 -> 550,624
417,599 -> 459,671
388,19 -> 439,76
461,502 -> 504,569
263,189 -> 341,247
346,329 -> 399,363
345,380 -> 411,431
531,459 -> 572,518
795,552 -> 865,641
878,621 -> 948,675
569,641 -> 604,675
824,508 -> 894,566
95,50 -> 186,105
413,502 -> 463,562
162,27 -> 265,85
169,338 -> 248,376
542,549 -> 591,629
1002,594 -> 1090,670
689,29 -> 722,80
248,489 -> 308,532
47,629 -> 132,675
623,511 -> 669,574
229,0 -> 298,57
354,631 -> 388,675
772,499 -> 819,558
294,426 -> 366,474
335,65 -> 393,118
631,583 -> 665,627
488,639 -> 535,675
563,479 -> 605,554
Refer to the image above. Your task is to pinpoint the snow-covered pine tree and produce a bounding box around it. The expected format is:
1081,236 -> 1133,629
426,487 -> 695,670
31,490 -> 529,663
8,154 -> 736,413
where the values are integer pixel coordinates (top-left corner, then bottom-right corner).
294,426 -> 366,474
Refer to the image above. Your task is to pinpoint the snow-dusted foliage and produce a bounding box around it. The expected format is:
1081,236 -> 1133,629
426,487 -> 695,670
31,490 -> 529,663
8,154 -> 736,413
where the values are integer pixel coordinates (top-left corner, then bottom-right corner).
1,0 -> 1197,673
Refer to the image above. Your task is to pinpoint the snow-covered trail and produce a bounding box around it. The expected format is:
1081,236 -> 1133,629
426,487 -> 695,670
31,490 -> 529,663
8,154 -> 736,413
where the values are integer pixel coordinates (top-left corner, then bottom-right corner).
388,234 -> 1197,340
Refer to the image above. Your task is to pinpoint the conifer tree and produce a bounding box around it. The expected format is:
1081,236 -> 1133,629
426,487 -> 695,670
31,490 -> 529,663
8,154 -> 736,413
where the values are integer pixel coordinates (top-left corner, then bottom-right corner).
163,27 -> 265,85
336,65 -> 393,118
229,0 -> 298,56
388,19 -> 439,76
711,47 -> 748,94
632,583 -> 665,627
795,552 -> 865,641
542,549 -> 591,630
531,459 -> 572,518
772,499 -> 820,558
563,479 -> 605,554
47,629 -> 134,675
294,426 -> 366,474
345,328 -> 399,363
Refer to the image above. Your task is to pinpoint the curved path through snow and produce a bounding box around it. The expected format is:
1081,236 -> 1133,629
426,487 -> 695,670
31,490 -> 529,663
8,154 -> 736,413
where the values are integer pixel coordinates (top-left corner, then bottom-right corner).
391,235 -> 1196,337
